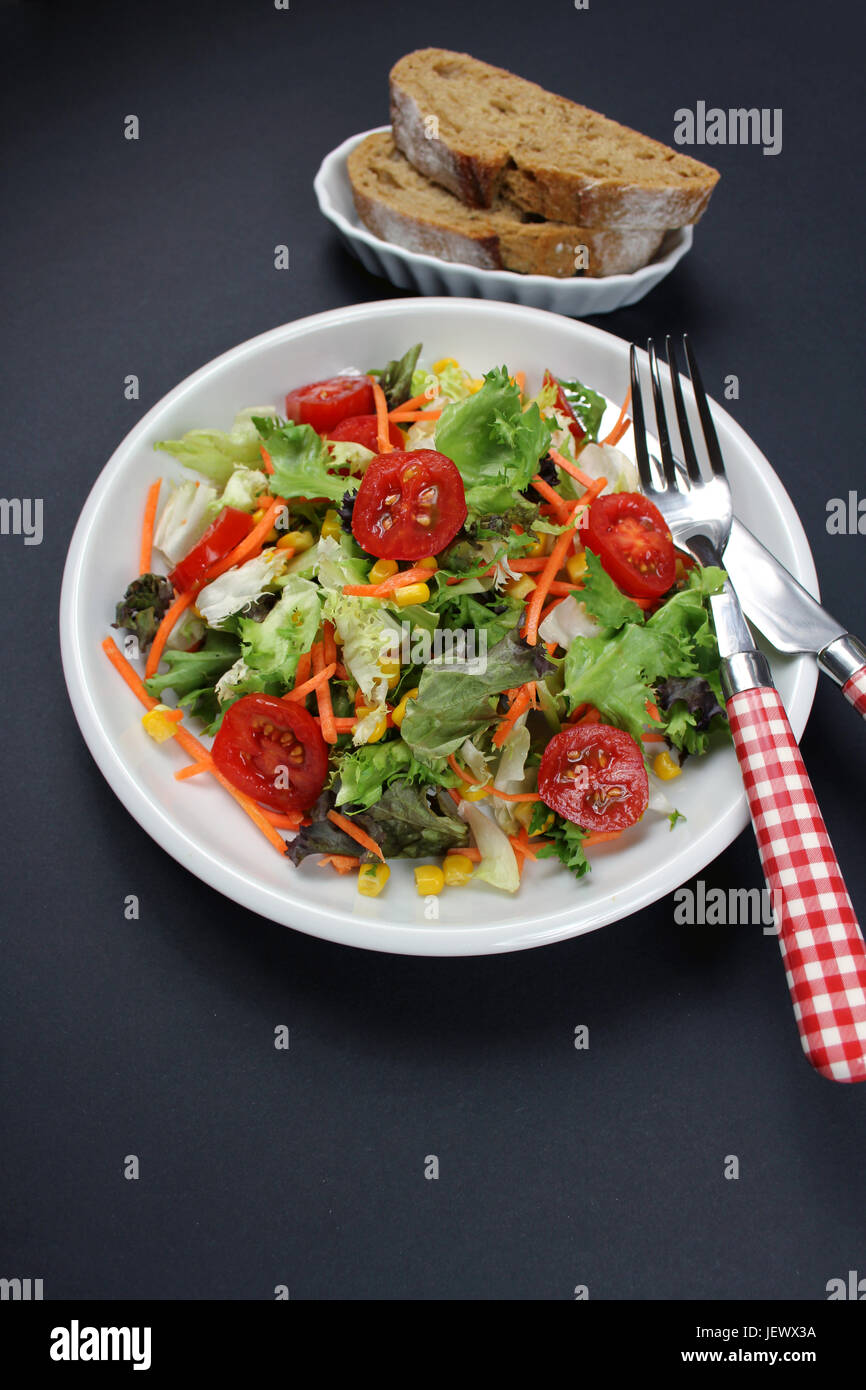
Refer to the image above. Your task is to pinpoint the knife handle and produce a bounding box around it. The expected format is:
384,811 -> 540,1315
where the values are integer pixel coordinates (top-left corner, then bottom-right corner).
726,683 -> 866,1083
818,633 -> 866,720
842,667 -> 866,719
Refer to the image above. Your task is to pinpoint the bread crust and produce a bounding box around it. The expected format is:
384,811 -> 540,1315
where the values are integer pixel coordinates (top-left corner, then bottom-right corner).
390,49 -> 719,230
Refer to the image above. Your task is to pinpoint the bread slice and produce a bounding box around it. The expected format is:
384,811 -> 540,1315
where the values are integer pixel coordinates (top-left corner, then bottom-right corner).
348,132 -> 667,278
390,49 -> 719,229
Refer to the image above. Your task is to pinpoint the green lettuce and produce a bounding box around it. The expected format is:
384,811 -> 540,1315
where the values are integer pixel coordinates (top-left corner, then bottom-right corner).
434,367 -> 550,515
372,343 -> 422,409
287,785 -> 468,863
144,629 -> 241,702
154,413 -> 265,486
579,549 -> 646,630
114,573 -> 174,654
556,377 -> 607,441
216,575 -> 321,700
334,739 -> 457,810
255,418 -> 355,504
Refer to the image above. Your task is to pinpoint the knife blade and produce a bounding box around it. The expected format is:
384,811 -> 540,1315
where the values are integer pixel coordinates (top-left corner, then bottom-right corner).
722,519 -> 843,654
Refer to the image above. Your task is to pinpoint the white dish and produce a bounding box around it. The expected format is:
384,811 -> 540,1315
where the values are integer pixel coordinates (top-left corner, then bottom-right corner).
60,298 -> 818,956
314,128 -> 694,318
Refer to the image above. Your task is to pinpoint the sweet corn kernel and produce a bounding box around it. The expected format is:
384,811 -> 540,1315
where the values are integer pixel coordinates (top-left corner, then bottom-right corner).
321,509 -> 341,540
566,551 -> 588,583
393,582 -> 430,607
356,707 -> 388,743
414,865 -> 445,896
264,527 -> 278,543
392,688 -> 419,726
417,556 -> 438,571
443,855 -> 474,887
141,705 -> 180,744
525,532 -> 548,558
514,802 -> 553,833
369,558 -> 399,584
506,575 -> 536,601
358,863 -> 390,897
653,750 -> 682,781
466,378 -> 484,394
278,529 -> 315,552
378,655 -> 401,691
251,507 -> 266,524
433,357 -> 458,373
462,782 -> 491,801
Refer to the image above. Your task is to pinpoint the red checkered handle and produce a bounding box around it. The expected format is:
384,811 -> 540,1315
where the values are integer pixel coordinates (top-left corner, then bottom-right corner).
727,685 -> 866,1082
842,666 -> 866,719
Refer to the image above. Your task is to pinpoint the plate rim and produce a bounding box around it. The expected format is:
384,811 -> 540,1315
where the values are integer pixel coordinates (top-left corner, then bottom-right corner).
60,298 -> 819,956
313,126 -> 694,293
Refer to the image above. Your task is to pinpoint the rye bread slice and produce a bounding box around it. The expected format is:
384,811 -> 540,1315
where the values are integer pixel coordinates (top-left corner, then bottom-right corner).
348,132 -> 666,278
390,49 -> 719,229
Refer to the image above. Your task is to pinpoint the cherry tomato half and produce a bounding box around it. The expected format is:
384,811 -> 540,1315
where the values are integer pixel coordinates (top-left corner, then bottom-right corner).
544,369 -> 586,448
327,414 -> 404,453
351,449 -> 467,560
584,492 -> 675,600
284,375 -> 375,434
211,694 -> 328,813
168,507 -> 254,594
538,723 -> 649,833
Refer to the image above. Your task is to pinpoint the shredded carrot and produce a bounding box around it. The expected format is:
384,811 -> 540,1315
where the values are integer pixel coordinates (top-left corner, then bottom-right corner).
174,759 -> 211,780
524,480 -> 607,646
548,448 -> 597,490
144,589 -> 195,678
642,732 -> 667,743
447,753 -> 541,802
205,495 -> 287,582
509,557 -> 551,573
372,380 -> 394,453
447,787 -> 462,806
492,686 -> 533,748
530,475 -> 573,521
295,651 -> 312,687
101,637 -> 287,855
547,580 -> 580,596
387,409 -> 443,422
327,810 -> 384,861
583,829 -> 624,847
139,480 -> 161,575
601,385 -> 632,447
390,387 -> 436,415
514,371 -> 526,394
312,642 -> 337,744
318,850 -> 358,872
283,662 -> 337,703
576,707 -> 603,726
645,700 -> 661,723
491,789 -> 542,803
448,754 -> 486,787
323,620 -> 337,667
445,846 -> 482,862
342,565 -> 432,598
538,596 -> 568,625
260,444 -> 275,476
259,808 -> 304,829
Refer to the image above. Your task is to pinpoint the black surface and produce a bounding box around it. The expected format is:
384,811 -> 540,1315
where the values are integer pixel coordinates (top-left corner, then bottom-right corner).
2,0 -> 864,1301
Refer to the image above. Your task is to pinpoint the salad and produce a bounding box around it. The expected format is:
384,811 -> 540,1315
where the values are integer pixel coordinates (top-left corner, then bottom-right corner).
104,345 -> 730,899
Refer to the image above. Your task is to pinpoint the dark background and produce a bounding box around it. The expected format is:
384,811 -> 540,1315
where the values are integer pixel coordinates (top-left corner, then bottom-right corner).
2,0 -> 864,1301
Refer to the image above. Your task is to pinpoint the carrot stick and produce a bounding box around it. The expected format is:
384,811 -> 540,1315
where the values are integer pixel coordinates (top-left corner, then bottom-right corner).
530,475 -> 572,521
372,380 -> 394,454
318,855 -> 361,874
259,808 -> 305,829
548,448 -> 597,490
524,481 -> 607,646
446,753 -> 540,801
101,637 -> 287,855
448,754 -> 488,787
284,661 -> 337,703
583,829 -> 624,847
492,686 -> 533,748
642,732 -> 667,743
144,590 -> 195,678
204,495 -> 287,582
513,371 -> 526,394
327,809 -> 385,860
538,596 -> 568,625
387,409 -> 442,422
260,444 -> 275,476
508,557 -> 551,573
139,480 -> 161,575
342,565 -> 432,598
390,387 -> 436,415
445,846 -> 483,862
294,651 -> 312,687
312,643 -> 337,744
645,699 -> 661,723
174,760 -> 211,780
547,580 -> 580,596
601,385 -> 632,447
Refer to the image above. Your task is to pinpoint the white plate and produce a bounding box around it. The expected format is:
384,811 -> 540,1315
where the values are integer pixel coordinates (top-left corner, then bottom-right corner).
314,129 -> 694,318
60,299 -> 818,957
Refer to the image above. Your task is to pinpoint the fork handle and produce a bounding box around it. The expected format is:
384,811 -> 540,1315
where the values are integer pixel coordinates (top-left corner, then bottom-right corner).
725,679 -> 866,1082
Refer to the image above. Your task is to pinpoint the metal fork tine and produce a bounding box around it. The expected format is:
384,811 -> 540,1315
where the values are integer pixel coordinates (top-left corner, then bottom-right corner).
665,336 -> 702,485
629,344 -> 655,494
683,334 -> 726,479
647,339 -> 678,491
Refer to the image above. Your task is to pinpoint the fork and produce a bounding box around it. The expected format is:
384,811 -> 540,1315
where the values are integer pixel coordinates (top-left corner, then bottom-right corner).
630,336 -> 866,1083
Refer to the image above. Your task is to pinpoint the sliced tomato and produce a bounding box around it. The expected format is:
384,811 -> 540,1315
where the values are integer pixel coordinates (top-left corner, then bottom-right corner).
168,507 -> 254,593
584,492 -> 675,600
351,449 -> 467,560
544,369 -> 586,447
538,724 -> 649,833
327,414 -> 404,453
284,375 -> 374,434
211,694 -> 328,813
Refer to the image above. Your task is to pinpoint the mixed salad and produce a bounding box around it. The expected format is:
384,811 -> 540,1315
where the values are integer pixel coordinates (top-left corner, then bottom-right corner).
105,345 -> 730,899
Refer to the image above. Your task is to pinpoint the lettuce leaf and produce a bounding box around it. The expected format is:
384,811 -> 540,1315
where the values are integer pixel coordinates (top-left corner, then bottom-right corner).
114,573 -> 174,654
434,367 -> 550,516
371,343 -> 422,410
144,629 -> 240,701
556,377 -> 607,441
287,785 -> 468,863
255,417 -> 355,504
579,549 -> 646,630
154,415 -> 264,486
334,739 -> 457,810
533,810 -> 591,880
563,623 -> 690,743
223,575 -> 321,696
400,631 -> 553,762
